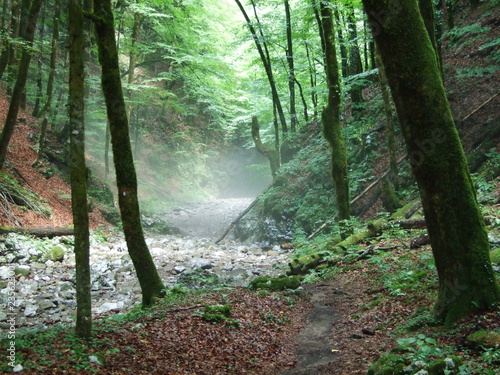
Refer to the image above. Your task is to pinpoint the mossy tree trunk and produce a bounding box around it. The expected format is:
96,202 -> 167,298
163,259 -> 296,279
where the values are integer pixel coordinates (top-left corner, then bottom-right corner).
69,0 -> 91,338
418,0 -> 442,73
93,0 -> 165,307
0,0 -> 43,169
319,1 -> 350,226
362,0 -> 499,325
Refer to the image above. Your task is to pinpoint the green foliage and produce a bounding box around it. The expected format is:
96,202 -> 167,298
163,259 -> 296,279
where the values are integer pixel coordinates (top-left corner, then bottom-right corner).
448,23 -> 491,45
368,248 -> 437,299
456,65 -> 499,78
201,304 -> 240,328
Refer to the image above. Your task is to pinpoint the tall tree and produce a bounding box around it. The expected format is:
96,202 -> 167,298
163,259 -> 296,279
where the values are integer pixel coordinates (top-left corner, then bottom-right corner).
362,0 -> 499,325
235,0 -> 289,163
319,1 -> 350,227
93,0 -> 166,306
0,0 -> 43,168
284,0 -> 297,133
346,5 -> 364,107
36,0 -> 60,160
69,0 -> 92,338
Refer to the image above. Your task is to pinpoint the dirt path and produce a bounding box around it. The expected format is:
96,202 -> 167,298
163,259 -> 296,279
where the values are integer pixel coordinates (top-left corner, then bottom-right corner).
282,284 -> 339,375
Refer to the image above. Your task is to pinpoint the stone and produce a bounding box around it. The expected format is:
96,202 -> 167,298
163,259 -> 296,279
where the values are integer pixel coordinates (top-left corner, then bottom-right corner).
46,245 -> 66,262
24,304 -> 38,317
191,258 -> 213,270
0,266 -> 13,279
174,266 -> 186,274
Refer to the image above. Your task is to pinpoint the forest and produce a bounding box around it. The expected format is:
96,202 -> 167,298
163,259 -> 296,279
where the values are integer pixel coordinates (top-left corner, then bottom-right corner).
0,0 -> 499,374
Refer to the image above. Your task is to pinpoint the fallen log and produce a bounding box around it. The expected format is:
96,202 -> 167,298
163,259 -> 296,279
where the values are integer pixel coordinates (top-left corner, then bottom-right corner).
0,226 -> 74,238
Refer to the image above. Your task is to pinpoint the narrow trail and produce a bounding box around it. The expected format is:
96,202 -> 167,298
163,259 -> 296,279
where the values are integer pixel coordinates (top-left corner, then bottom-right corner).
282,284 -> 339,375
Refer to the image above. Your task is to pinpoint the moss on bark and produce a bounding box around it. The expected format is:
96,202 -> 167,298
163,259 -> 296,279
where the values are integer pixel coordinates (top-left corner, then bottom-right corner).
319,2 -> 350,224
93,0 -> 165,306
362,0 -> 499,325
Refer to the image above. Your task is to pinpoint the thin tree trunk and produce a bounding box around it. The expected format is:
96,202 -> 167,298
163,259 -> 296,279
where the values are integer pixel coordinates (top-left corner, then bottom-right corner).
319,2 -> 350,227
419,0 -> 442,73
0,0 -> 43,168
69,0 -> 91,338
304,42 -> 318,119
37,0 -> 60,159
362,0 -> 499,325
334,9 -> 348,78
251,116 -> 280,178
347,5 -> 364,108
284,0 -> 297,132
31,6 -> 45,117
375,48 -> 398,185
104,119 -> 110,178
1,0 -> 10,35
235,0 -> 288,135
93,0 -> 165,307
0,0 -> 19,82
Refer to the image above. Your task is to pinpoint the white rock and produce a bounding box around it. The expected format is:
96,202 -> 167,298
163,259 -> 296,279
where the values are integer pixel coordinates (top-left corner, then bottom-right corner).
12,364 -> 24,372
24,304 -> 38,317
0,266 -> 13,279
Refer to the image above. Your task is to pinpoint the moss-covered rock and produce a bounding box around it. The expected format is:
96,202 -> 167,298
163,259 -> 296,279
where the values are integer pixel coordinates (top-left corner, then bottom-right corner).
466,330 -> 500,348
490,248 -> 500,265
46,245 -> 66,262
249,275 -> 301,291
367,351 -> 406,375
14,265 -> 31,276
428,356 -> 462,374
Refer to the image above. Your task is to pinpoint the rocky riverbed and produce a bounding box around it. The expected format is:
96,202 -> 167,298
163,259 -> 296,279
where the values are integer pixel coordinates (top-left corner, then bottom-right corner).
0,232 -> 292,333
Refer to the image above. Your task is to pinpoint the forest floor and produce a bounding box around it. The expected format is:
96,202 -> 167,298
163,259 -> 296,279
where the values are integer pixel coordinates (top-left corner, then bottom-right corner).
1,3 -> 500,374
0,92 -> 499,374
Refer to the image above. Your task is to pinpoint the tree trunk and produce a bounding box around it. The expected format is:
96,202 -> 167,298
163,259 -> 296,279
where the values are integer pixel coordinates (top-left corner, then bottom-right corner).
419,0 -> 442,73
334,9 -> 348,78
304,42 -> 318,119
37,0 -> 60,160
319,2 -> 350,226
0,0 -> 43,169
362,0 -> 499,325
375,48 -> 398,185
69,0 -> 91,338
0,226 -> 74,237
0,0 -> 19,82
93,0 -> 165,307
347,5 -> 364,108
1,0 -> 10,36
235,0 -> 288,136
31,6 -> 45,117
284,0 -> 297,132
251,116 -> 280,178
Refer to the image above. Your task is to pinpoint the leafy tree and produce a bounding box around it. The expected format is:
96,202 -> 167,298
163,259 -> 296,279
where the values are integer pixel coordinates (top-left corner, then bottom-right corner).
92,0 -> 166,307
362,0 -> 499,325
